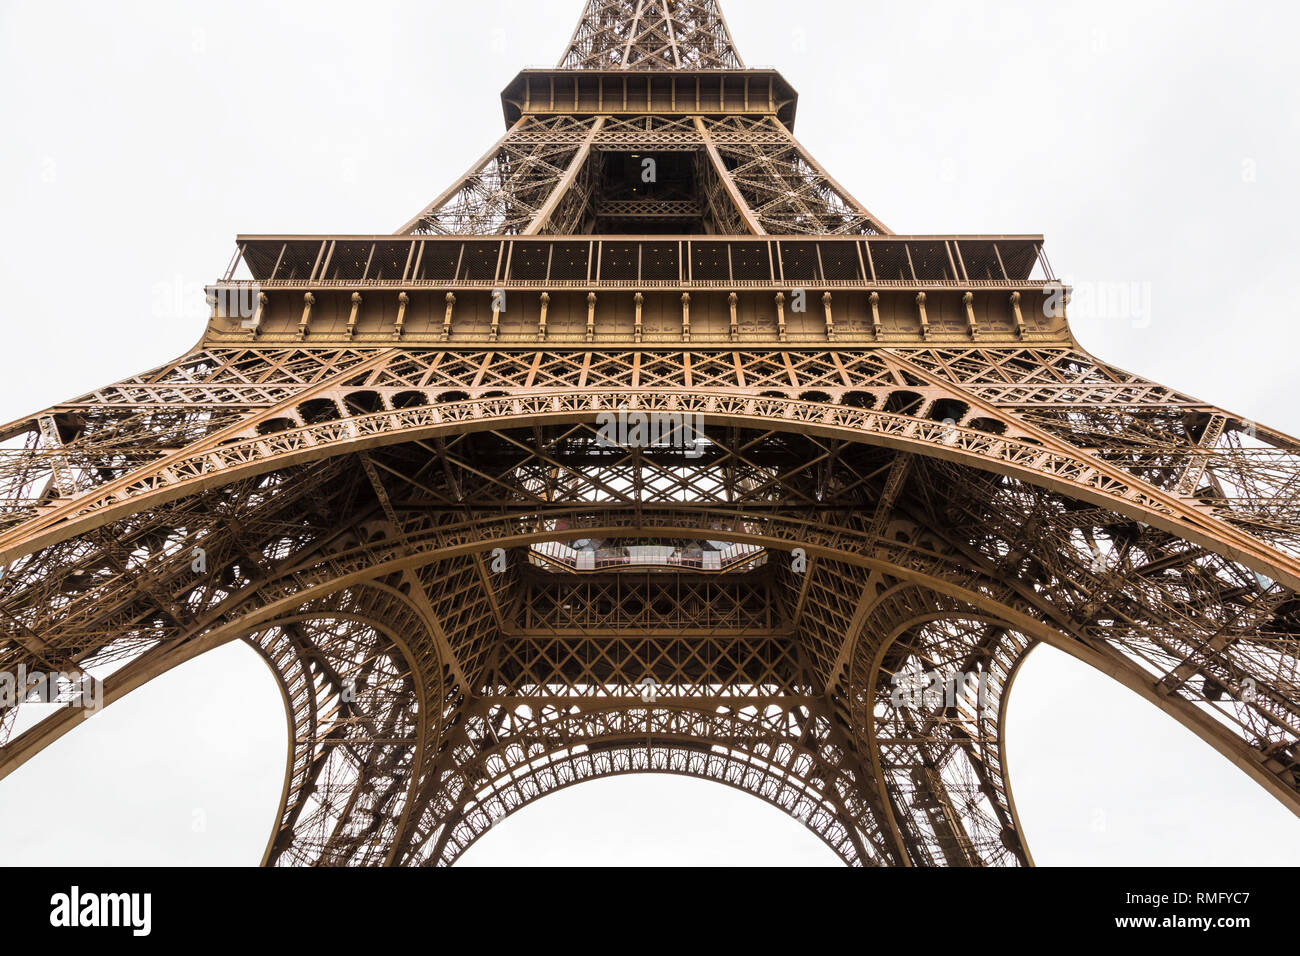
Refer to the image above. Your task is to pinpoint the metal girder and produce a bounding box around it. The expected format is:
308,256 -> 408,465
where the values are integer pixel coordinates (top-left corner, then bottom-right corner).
2,0 -> 1298,868
560,0 -> 744,70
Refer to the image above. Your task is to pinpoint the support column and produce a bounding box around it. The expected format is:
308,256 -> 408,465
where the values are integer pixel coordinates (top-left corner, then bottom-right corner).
298,293 -> 315,340
963,291 -> 979,340
394,291 -> 408,339
346,293 -> 362,339
695,116 -> 765,235
522,117 -> 606,235
443,292 -> 456,341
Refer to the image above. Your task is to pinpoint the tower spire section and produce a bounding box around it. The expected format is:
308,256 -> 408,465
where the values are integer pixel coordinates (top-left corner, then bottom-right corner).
399,0 -> 892,236
560,0 -> 744,70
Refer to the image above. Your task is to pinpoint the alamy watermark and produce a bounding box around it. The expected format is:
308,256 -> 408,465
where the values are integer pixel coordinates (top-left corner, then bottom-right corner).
1044,279 -> 1152,329
152,278 -> 261,327
49,886 -> 150,936
596,410 -> 705,459
890,663 -> 993,715
0,664 -> 103,715
639,676 -> 660,703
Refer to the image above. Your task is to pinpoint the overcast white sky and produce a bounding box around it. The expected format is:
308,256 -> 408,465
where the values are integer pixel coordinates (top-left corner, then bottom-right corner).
1,0 -> 1299,866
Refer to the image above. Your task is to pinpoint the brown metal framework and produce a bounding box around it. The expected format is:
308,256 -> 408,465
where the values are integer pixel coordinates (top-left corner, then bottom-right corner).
2,0 -> 1298,867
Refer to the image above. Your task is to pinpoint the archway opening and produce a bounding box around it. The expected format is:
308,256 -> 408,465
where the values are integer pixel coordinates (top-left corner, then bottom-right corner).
0,641 -> 285,865
456,775 -> 843,866
1005,644 -> 1300,865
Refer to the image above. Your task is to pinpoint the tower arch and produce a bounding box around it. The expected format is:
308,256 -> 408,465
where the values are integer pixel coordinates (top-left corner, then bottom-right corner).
2,0 -> 1298,868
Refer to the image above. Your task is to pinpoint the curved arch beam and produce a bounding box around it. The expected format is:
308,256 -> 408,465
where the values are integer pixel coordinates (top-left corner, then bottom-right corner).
403,701 -> 896,866
844,597 -> 1034,865
4,390 -> 1296,593
443,761 -> 860,866
242,598 -> 437,867
5,512 -> 1295,847
0,581 -> 445,868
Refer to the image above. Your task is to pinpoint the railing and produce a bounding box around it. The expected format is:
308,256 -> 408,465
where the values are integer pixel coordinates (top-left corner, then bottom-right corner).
228,234 -> 1052,285
220,277 -> 1056,291
529,539 -> 766,572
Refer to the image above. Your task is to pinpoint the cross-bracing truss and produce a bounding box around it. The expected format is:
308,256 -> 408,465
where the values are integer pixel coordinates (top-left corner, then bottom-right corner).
1,341 -> 1298,865
2,0 -> 1298,866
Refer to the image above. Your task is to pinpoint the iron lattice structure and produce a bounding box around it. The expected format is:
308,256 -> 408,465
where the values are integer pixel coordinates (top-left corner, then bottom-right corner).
2,0 -> 1299,867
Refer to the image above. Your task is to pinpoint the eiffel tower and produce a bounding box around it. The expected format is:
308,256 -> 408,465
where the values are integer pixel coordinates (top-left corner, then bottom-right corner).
1,0 -> 1298,867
